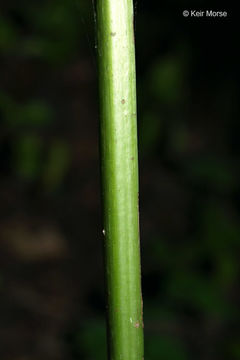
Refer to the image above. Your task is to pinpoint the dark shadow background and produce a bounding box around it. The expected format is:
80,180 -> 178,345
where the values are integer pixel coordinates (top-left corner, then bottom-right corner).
0,1 -> 239,359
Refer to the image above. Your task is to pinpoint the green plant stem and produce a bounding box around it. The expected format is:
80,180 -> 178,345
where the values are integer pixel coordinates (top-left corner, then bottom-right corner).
97,1 -> 144,359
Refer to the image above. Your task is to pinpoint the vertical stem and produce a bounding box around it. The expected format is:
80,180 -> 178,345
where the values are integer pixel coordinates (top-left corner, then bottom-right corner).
97,1 -> 144,359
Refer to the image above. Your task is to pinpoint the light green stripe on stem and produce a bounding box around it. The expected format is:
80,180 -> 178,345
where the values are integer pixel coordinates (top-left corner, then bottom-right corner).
96,0 -> 144,359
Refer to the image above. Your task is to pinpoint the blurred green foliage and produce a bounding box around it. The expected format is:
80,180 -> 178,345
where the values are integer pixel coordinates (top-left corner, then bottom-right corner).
146,335 -> 188,360
14,134 -> 43,180
0,15 -> 18,51
185,157 -> 237,192
79,319 -> 107,360
43,140 -> 70,191
150,56 -> 186,105
0,93 -> 53,127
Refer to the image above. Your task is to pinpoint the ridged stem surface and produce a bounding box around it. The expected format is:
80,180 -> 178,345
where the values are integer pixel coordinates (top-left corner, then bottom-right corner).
97,0 -> 144,359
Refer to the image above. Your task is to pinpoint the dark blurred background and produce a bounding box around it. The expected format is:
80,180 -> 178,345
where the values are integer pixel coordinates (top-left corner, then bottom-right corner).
0,1 -> 239,359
